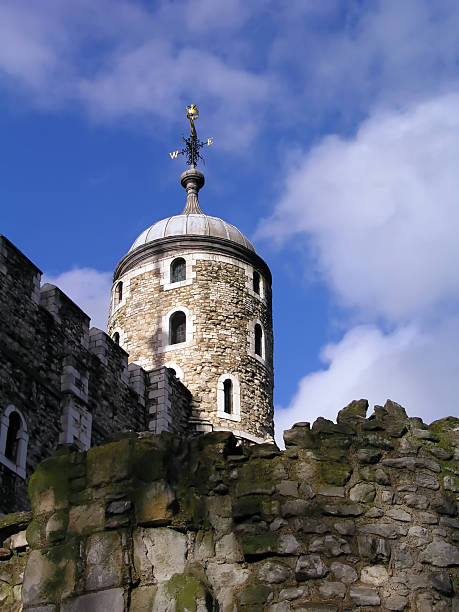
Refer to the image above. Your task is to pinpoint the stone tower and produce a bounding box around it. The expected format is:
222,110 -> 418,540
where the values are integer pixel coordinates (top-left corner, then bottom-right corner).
108,117 -> 273,443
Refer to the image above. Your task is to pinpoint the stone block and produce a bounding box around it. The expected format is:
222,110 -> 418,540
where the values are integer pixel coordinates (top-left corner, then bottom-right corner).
85,531 -> 123,591
330,561 -> 358,583
309,535 -> 350,556
296,554 -> 328,580
60,588 -> 124,612
133,527 -> 186,583
68,504 -> 104,536
135,480 -> 176,526
86,440 -> 131,487
360,564 -> 389,586
318,581 -> 346,598
258,561 -> 291,584
349,482 -> 376,503
420,539 -> 459,567
22,547 -> 76,606
349,585 -> 381,606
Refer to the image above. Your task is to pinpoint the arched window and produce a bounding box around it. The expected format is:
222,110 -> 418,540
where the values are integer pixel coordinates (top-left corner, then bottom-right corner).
171,258 -> 186,283
0,407 -> 28,478
254,323 -> 263,357
112,332 -> 120,345
169,311 -> 186,345
217,374 -> 241,421
5,412 -> 21,462
253,270 -> 261,295
223,379 -> 233,414
114,281 -> 123,307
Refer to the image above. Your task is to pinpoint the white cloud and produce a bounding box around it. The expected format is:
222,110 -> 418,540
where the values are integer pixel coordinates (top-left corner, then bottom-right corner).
259,93 -> 459,323
275,320 -> 459,446
43,268 -> 112,331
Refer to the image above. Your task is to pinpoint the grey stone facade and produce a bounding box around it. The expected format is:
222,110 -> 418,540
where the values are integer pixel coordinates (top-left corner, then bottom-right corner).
0,236 -> 167,513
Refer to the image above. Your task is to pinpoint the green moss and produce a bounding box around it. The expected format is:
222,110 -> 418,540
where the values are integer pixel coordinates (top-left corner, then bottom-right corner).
241,532 -> 279,557
319,461 -> 352,486
237,583 -> 271,606
87,439 -> 131,487
28,455 -> 70,512
236,459 -> 275,496
132,441 -> 165,483
25,520 -> 43,549
165,573 -> 214,612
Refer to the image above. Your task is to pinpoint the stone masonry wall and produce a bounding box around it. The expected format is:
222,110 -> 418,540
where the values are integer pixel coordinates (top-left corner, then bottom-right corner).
108,249 -> 274,442
0,399 -> 457,611
0,236 -> 146,513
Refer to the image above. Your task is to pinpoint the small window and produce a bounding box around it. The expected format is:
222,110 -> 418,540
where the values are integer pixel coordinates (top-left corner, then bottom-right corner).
5,412 -> 21,462
255,323 -> 263,357
167,367 -> 177,377
253,271 -> 261,295
171,258 -> 186,283
223,379 -> 233,414
114,282 -> 123,306
0,407 -> 28,478
169,311 -> 186,345
112,332 -> 120,345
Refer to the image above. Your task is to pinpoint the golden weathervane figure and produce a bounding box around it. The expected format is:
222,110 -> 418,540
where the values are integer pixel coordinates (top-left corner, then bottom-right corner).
169,104 -> 213,167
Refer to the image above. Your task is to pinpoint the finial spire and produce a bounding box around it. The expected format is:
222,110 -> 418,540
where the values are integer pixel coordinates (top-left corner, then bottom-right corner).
169,104 -> 214,215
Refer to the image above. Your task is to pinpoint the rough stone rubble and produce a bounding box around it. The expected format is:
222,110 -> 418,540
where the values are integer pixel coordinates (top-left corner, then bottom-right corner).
0,399 -> 457,611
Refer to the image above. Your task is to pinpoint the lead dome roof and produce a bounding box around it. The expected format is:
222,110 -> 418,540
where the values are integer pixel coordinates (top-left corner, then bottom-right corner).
129,167 -> 255,253
129,214 -> 255,252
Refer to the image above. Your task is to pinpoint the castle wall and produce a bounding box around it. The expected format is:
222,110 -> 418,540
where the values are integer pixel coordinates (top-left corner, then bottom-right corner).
1,400 -> 456,611
108,247 -> 274,442
0,236 -> 147,513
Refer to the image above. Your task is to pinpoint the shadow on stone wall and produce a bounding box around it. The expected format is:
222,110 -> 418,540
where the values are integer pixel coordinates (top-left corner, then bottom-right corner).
0,399 -> 457,611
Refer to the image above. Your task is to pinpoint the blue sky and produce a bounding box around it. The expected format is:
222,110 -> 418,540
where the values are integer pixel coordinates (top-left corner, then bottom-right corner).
2,0 -> 459,442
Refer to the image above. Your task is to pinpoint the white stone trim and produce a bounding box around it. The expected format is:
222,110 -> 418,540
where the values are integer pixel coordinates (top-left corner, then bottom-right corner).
158,306 -> 195,353
161,254 -> 195,291
216,374 -> 241,422
164,361 -> 184,382
59,400 -> 92,451
247,267 -> 266,303
111,277 -> 130,314
213,426 -> 266,444
0,406 -> 28,479
248,319 -> 266,364
110,326 -> 125,348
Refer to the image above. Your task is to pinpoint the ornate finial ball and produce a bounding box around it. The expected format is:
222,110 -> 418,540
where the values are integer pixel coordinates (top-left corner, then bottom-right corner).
186,104 -> 199,122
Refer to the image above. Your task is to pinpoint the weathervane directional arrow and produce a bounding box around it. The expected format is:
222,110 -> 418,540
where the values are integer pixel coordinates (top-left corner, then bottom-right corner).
169,104 -> 213,167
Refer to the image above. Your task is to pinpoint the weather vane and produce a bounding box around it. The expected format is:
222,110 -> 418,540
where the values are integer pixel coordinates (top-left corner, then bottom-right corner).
169,104 -> 213,167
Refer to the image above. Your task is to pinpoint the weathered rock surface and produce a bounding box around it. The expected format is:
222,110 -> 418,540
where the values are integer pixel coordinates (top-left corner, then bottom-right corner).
0,403 -> 456,610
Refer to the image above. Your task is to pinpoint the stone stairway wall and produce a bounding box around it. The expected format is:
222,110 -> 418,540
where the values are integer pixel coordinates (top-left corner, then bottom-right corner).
0,399 -> 457,611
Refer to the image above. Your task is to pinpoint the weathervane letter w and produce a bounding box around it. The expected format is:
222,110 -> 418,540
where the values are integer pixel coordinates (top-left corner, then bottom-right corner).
169,150 -> 179,159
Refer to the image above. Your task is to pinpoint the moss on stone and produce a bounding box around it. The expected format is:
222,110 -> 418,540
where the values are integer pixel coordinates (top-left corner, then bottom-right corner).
319,461 -> 352,486
28,454 -> 71,513
237,582 -> 271,606
132,440 -> 165,483
236,459 -> 275,497
87,439 -> 131,487
165,572 -> 214,612
241,532 -> 279,557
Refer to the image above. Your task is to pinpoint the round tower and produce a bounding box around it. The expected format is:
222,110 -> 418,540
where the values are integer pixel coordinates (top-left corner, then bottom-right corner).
108,114 -> 273,443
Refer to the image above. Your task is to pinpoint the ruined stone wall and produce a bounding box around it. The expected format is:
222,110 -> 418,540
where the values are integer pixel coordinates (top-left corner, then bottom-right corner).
0,236 -> 146,513
0,399 -> 457,611
108,248 -> 274,442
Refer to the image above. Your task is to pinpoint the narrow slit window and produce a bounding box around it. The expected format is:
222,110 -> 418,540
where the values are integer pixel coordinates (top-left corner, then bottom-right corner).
5,412 -> 21,463
112,332 -> 120,345
114,281 -> 123,306
169,311 -> 186,345
254,323 -> 263,357
171,258 -> 186,283
223,379 -> 233,414
253,270 -> 261,295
